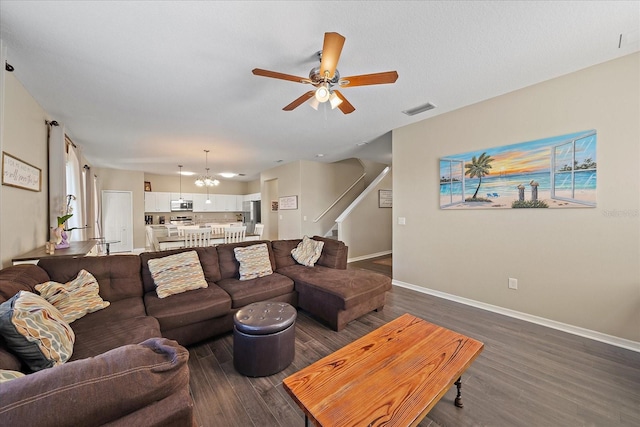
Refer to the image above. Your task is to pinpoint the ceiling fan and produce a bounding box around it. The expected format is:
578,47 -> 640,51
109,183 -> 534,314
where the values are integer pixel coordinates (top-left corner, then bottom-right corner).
252,32 -> 398,114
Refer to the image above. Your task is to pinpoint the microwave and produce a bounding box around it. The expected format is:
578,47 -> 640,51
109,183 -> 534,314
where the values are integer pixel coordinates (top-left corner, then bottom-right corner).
170,200 -> 193,211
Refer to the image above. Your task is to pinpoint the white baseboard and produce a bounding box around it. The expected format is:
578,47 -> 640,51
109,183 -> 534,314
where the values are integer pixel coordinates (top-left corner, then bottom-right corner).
392,279 -> 640,353
348,250 -> 392,264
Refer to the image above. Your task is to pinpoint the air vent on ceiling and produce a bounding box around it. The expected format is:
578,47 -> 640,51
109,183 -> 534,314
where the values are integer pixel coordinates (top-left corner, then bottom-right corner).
402,102 -> 436,116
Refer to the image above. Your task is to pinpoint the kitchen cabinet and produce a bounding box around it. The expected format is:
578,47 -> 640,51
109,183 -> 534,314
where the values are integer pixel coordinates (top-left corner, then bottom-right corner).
193,194 -> 215,212
170,192 -> 193,202
216,194 -> 239,211
144,192 -> 171,212
243,192 -> 261,201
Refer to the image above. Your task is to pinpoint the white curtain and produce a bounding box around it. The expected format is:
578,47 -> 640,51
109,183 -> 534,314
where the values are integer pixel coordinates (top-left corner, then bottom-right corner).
65,137 -> 87,240
93,175 -> 102,238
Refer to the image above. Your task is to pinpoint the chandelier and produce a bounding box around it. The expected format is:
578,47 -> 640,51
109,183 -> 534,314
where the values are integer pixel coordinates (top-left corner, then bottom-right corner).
194,150 -> 220,187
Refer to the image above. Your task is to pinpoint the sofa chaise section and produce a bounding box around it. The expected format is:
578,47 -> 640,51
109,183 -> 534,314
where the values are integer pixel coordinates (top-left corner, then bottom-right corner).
272,237 -> 392,331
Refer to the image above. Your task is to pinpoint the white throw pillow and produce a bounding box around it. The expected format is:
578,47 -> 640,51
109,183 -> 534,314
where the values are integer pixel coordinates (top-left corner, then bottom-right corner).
234,243 -> 273,281
291,236 -> 324,267
147,251 -> 208,298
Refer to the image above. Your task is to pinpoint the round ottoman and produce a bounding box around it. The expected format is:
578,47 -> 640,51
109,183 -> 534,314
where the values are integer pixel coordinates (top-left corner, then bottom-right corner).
233,302 -> 297,377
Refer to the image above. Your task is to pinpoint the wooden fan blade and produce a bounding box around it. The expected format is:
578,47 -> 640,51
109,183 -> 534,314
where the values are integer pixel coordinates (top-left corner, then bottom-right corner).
283,91 -> 315,111
333,90 -> 355,114
252,68 -> 311,84
319,32 -> 345,80
338,71 -> 398,87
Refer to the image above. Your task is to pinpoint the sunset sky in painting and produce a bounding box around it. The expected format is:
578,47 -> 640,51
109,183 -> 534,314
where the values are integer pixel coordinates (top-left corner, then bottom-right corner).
441,130 -> 596,177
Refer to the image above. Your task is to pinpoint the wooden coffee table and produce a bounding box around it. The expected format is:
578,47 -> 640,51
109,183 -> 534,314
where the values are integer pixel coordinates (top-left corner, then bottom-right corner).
283,313 -> 484,427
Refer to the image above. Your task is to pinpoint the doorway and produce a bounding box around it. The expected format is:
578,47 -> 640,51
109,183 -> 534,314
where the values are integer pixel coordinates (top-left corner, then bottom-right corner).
101,190 -> 133,253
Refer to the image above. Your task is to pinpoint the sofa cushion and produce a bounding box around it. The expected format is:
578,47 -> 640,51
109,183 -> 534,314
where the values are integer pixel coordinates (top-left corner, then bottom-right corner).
35,269 -> 110,323
234,243 -> 273,280
217,240 -> 276,280
147,251 -> 208,298
0,291 -> 75,372
144,284 -> 232,332
0,264 -> 50,304
271,239 -> 301,269
310,236 -> 348,269
216,272 -> 295,308
69,315 -> 161,361
291,236 -> 324,267
140,247 -> 221,294
0,338 -> 191,427
38,255 -> 143,303
276,265 -> 391,310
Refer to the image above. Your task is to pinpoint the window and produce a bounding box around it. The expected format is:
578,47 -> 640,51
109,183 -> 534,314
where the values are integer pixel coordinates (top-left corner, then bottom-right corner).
440,159 -> 465,208
551,131 -> 596,206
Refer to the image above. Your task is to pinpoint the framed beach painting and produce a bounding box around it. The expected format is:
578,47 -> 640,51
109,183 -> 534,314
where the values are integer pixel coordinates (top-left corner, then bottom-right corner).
440,130 -> 597,209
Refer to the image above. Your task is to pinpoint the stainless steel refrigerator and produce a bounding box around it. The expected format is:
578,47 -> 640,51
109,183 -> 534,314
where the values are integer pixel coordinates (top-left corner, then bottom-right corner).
242,201 -> 261,234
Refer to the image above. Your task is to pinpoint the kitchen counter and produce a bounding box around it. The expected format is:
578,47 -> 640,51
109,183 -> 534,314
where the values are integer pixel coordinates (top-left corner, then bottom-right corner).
12,240 -> 98,265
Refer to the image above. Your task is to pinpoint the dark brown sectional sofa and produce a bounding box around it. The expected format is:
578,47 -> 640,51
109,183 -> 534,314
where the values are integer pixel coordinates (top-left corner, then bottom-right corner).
0,236 -> 391,426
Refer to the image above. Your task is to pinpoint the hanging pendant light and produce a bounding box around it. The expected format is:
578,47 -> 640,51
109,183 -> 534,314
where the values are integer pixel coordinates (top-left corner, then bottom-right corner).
195,150 -> 220,187
178,165 -> 184,202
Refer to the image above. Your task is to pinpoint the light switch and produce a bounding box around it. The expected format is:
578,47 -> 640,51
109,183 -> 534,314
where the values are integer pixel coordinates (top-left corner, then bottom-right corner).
398,217 -> 406,225
303,216 -> 307,221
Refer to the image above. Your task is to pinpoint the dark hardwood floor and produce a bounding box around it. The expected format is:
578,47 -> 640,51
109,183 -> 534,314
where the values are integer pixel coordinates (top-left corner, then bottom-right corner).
188,256 -> 640,426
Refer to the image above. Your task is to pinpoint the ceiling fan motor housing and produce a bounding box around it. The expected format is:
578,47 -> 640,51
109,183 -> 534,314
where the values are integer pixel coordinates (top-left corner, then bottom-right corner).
309,66 -> 340,85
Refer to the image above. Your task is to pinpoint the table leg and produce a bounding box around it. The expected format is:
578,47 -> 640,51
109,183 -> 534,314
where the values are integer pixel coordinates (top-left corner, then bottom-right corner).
454,376 -> 463,408
106,243 -> 110,255
305,415 -> 309,427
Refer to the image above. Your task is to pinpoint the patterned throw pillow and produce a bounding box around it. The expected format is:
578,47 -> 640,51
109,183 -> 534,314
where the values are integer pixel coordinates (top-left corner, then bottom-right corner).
147,251 -> 208,298
35,269 -> 110,323
0,369 -> 25,383
0,291 -> 75,372
234,243 -> 273,281
291,236 -> 324,267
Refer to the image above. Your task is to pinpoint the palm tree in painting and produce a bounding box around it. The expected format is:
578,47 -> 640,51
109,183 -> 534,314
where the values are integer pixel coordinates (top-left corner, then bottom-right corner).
465,152 -> 495,199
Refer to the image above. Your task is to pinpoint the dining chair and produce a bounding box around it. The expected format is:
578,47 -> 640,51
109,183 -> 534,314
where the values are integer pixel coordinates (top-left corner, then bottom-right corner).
207,224 -> 225,236
184,228 -> 212,247
165,225 -> 180,237
224,226 -> 246,243
254,223 -> 264,239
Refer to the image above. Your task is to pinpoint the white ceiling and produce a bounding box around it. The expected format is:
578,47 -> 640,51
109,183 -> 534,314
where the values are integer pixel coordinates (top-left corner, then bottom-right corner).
1,1 -> 638,181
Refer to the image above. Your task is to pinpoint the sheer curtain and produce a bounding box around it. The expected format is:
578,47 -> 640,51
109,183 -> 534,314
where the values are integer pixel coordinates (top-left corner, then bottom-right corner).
65,137 -> 87,240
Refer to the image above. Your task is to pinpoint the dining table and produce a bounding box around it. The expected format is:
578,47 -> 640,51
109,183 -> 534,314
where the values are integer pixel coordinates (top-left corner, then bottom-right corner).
156,233 -> 260,251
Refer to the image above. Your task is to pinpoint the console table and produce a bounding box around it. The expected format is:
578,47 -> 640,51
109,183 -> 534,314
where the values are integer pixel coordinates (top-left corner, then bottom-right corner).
12,240 -> 98,265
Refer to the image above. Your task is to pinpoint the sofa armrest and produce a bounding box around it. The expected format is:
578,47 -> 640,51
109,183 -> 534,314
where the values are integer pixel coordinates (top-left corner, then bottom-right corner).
0,338 -> 193,427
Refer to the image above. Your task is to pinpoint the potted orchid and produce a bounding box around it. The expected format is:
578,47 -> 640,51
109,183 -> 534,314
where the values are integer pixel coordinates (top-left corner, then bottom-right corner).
53,195 -> 77,248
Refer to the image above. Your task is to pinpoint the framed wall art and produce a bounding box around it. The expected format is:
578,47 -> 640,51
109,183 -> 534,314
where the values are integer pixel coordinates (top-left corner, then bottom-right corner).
278,195 -> 298,210
2,151 -> 42,192
440,130 -> 596,210
379,189 -> 392,208
144,181 -> 152,192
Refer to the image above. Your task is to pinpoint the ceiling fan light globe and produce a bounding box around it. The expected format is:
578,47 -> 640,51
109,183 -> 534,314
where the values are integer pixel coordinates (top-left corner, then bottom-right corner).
329,92 -> 343,109
315,85 -> 330,102
309,97 -> 320,110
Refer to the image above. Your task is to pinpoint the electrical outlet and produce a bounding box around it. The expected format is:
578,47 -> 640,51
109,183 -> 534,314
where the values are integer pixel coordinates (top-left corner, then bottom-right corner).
398,217 -> 406,225
508,278 -> 518,290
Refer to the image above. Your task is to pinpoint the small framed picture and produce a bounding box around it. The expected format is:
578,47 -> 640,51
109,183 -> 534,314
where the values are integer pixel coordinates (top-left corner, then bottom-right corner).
271,200 -> 279,211
379,189 -> 392,208
144,181 -> 152,192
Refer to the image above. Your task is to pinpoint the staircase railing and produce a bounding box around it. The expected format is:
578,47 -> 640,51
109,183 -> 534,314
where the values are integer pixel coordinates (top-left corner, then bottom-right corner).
313,159 -> 367,223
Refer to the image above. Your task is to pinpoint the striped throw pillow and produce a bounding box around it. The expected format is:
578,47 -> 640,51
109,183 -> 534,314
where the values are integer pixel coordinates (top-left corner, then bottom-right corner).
36,269 -> 110,323
147,251 -> 208,298
0,291 -> 75,371
234,243 -> 273,281
291,236 -> 324,267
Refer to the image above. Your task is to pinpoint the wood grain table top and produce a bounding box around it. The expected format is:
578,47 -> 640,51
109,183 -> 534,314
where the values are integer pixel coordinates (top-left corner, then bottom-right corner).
283,313 -> 484,427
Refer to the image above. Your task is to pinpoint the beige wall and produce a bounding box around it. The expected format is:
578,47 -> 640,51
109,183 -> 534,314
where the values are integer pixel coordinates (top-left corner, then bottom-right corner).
342,170 -> 393,259
393,53 -> 640,342
260,161 -> 302,239
96,167 -> 146,250
143,172 -> 249,195
0,73 -> 49,267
